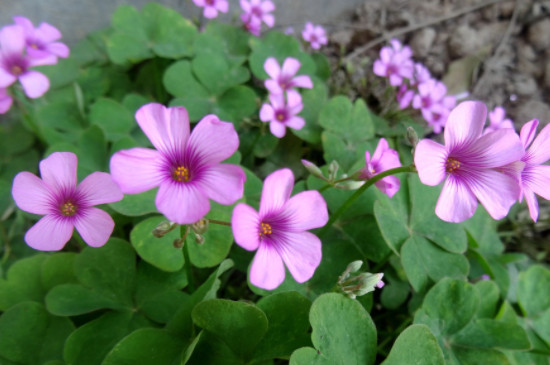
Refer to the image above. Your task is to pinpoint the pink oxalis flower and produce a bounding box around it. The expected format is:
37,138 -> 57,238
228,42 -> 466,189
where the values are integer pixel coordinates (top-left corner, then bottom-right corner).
264,57 -> 313,95
13,16 -> 69,60
260,89 -> 305,138
110,103 -> 245,225
240,0 -> 275,28
0,88 -> 12,114
414,101 -> 524,223
241,14 -> 262,36
0,25 -> 53,98
302,22 -> 328,50
358,138 -> 402,198
192,0 -> 229,19
396,63 -> 432,109
515,119 -> 550,222
373,39 -> 414,86
484,106 -> 514,135
232,168 -> 328,290
11,152 -> 123,251
412,79 -> 456,133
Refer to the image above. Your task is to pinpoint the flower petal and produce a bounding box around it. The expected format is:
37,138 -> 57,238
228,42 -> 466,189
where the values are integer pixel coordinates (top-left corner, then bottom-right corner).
135,103 -> 190,156
277,231 -> 322,283
77,172 -> 123,206
372,138 -> 389,164
0,91 -> 12,113
523,189 -> 539,222
260,168 -> 294,216
291,75 -> 313,89
524,165 -> 550,200
74,207 -> 114,247
286,117 -> 305,131
250,242 -> 285,290
444,101 -> 486,150
35,22 -> 62,42
269,121 -> 286,138
0,68 -> 17,88
519,119 -> 538,150
373,60 -> 386,77
260,0 -> 275,12
264,57 -> 280,80
435,175 -> 478,223
39,152 -> 77,192
526,122 -> 550,165
375,175 -> 401,198
281,58 -> 300,79
216,0 -> 229,12
187,114 -> 239,166
156,181 -> 210,224
259,103 -> 274,122
12,171 -> 52,214
46,42 -> 70,58
109,147 -> 164,194
25,215 -> 73,251
414,139 -> 447,186
281,190 -> 328,231
19,70 -> 50,98
203,7 -> 218,18
262,14 -> 275,27
0,25 -> 25,55
232,203 -> 260,251
198,164 -> 245,205
468,128 -> 524,168
264,79 -> 282,95
468,169 -> 520,220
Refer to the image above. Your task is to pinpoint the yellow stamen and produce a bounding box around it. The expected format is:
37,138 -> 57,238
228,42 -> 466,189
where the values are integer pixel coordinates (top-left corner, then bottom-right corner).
11,65 -> 23,76
446,158 -> 460,173
276,113 -> 285,121
61,201 -> 77,217
172,166 -> 190,182
30,44 -> 38,49
259,222 -> 272,237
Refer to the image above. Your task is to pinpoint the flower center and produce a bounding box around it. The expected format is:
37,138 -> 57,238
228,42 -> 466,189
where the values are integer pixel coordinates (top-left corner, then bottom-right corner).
172,166 -> 190,182
10,65 -> 23,76
205,0 -> 214,5
251,6 -> 262,17
446,158 -> 460,173
30,43 -> 38,49
60,201 -> 77,217
275,111 -> 286,121
259,222 -> 272,237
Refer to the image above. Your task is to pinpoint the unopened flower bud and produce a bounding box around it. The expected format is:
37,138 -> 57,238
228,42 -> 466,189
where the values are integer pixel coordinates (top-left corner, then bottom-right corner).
173,237 -> 185,248
406,126 -> 419,148
194,233 -> 205,245
191,219 -> 209,235
153,220 -> 177,238
328,160 -> 339,182
301,159 -> 325,180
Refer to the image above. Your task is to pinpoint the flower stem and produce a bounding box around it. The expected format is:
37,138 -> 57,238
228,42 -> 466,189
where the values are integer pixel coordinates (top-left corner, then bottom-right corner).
318,165 -> 415,237
181,226 -> 195,291
208,219 -> 231,227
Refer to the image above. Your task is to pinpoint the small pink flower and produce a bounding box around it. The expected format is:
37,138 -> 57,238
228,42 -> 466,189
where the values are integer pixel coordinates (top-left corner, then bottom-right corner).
358,138 -> 402,197
373,39 -> 414,86
259,90 -> 305,138
302,22 -> 328,50
0,87 -> 12,114
13,16 -> 69,60
484,106 -> 514,135
192,0 -> 229,19
11,152 -> 123,251
241,14 -> 262,36
232,168 -> 328,290
0,25 -> 54,98
422,103 -> 452,134
264,57 -> 313,95
515,119 -> 550,221
110,103 -> 245,224
240,0 -> 275,28
412,79 -> 456,133
414,101 -> 524,222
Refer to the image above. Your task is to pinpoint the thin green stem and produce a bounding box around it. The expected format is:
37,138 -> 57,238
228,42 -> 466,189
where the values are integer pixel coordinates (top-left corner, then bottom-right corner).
208,219 -> 231,227
318,165 -> 415,237
181,226 -> 195,291
317,176 -> 354,192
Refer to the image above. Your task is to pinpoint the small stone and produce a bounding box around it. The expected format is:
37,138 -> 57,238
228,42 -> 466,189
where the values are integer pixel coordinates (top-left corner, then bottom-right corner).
545,60 -> 550,89
528,19 -> 550,51
331,29 -> 354,50
513,74 -> 538,96
410,27 -> 436,57
516,100 -> 550,126
448,24 -> 480,58
517,42 -> 543,78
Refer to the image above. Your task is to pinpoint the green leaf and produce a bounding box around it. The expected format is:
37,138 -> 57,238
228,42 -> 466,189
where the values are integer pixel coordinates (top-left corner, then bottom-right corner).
164,60 -> 209,99
0,301 -> 74,365
292,78 -> 327,144
109,188 -> 158,216
78,125 -> 108,173
322,131 -> 371,172
382,324 -> 444,365
106,33 -> 152,65
452,319 -> 530,350
102,328 -> 183,365
184,331 -> 243,365
130,216 -> 184,272
518,265 -> 550,317
216,85 -> 258,125
89,98 -> 136,142
64,311 -> 134,365
45,284 -> 123,316
192,53 -> 249,95
0,254 -> 47,311
201,21 -> 251,58
253,292 -> 312,361
40,253 -> 78,292
318,96 -> 375,142
290,293 -> 377,365
192,299 -> 268,360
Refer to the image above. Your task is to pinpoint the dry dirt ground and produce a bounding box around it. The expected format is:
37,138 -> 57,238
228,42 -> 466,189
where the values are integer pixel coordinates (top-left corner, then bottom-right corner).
323,0 -> 550,259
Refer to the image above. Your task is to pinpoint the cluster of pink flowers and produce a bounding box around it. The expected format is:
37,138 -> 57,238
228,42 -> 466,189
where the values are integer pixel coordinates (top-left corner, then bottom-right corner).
0,17 -> 68,114
301,22 -> 328,50
484,105 -> 514,134
373,39 -> 456,134
260,57 -> 313,138
240,0 -> 275,36
192,0 -> 229,19
415,100 -> 550,223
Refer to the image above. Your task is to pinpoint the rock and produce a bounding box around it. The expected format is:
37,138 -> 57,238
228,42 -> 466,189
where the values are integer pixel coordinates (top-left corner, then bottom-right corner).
545,59 -> 550,89
410,27 -> 436,57
479,22 -> 508,47
448,24 -> 480,58
517,41 -> 543,78
498,0 -> 517,17
516,100 -> 550,125
528,18 -> 550,51
331,29 -> 354,49
513,74 -> 538,96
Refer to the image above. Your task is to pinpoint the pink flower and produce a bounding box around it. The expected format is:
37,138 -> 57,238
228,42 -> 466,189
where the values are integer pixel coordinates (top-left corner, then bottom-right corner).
11,152 -> 123,251
110,103 -> 245,224
259,90 -> 305,138
423,103 -> 452,134
240,0 -> 275,28
373,39 -> 414,86
241,14 -> 262,36
414,101 -> 524,223
264,57 -> 313,95
13,16 -> 69,60
302,22 -> 328,50
192,0 -> 229,19
0,25 -> 53,98
516,119 -> 550,221
0,88 -> 12,114
484,106 -> 514,135
412,79 -> 456,133
358,138 -> 402,198
397,64 -> 432,109
231,168 -> 328,290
